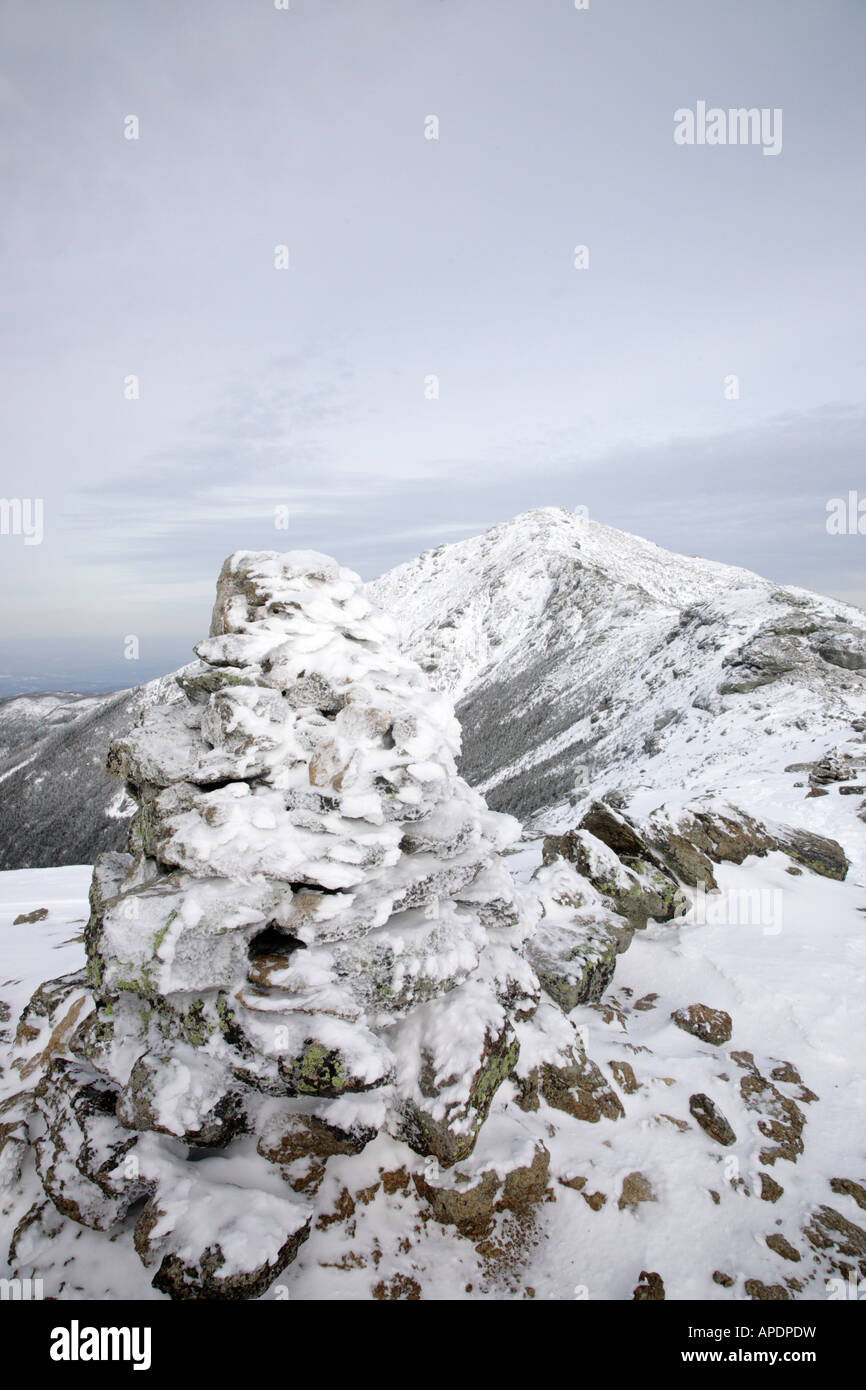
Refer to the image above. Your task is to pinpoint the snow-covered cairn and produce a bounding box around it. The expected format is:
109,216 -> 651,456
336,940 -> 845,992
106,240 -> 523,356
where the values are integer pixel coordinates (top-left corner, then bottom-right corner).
34,551 -> 537,1296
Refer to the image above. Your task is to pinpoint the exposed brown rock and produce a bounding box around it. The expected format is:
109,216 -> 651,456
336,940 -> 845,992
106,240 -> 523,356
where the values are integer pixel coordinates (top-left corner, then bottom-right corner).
732,1052 -> 805,1165
33,1058 -> 144,1231
689,1093 -> 736,1146
0,1091 -> 32,1191
830,1178 -> 866,1211
633,1270 -> 665,1300
655,1114 -> 690,1133
766,1233 -> 801,1263
609,1059 -> 640,1094
759,1173 -> 784,1203
671,1003 -> 732,1047
634,993 -> 659,1012
618,1171 -> 656,1211
372,1274 -> 421,1300
144,1220 -> 311,1301
257,1111 -> 375,1165
558,1174 -> 587,1191
413,1143 -> 550,1240
579,802 -> 647,859
380,1166 -> 412,1197
413,1168 -> 500,1240
13,971 -> 92,1082
770,1062 -> 801,1084
745,1279 -> 790,1301
539,1051 -> 625,1123
316,1186 -> 356,1230
804,1205 -> 866,1276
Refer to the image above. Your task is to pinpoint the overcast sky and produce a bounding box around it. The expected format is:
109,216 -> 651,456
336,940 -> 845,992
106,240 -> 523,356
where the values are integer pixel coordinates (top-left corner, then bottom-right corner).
1,0 -> 864,693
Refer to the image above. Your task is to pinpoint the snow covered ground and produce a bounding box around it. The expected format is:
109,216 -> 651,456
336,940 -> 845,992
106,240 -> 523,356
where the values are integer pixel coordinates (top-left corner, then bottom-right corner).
3,832 -> 864,1300
0,867 -> 91,1032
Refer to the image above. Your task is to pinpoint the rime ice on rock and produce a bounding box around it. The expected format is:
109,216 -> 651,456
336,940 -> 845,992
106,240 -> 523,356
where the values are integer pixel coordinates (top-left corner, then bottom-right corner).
26,551 -> 538,1295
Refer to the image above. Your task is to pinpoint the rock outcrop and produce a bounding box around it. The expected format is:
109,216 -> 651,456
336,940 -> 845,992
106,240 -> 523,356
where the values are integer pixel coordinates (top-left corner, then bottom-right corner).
541,797 -> 850,929
13,550 -> 545,1297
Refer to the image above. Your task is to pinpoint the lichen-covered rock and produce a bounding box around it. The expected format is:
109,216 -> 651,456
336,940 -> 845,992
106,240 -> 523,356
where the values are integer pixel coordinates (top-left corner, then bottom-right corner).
278,1033 -> 394,1099
528,918 -> 618,1011
12,971 -> 93,1083
391,988 -> 521,1165
770,827 -> 849,881
116,1046 -> 250,1146
0,1091 -> 33,1191
256,1107 -> 376,1164
33,1059 -> 145,1229
541,822 -> 680,928
511,1003 -> 624,1124
542,798 -> 849,917
25,549 -> 538,1294
84,852 -> 133,995
131,1138 -> 312,1300
574,799 -> 719,892
413,1124 -> 550,1238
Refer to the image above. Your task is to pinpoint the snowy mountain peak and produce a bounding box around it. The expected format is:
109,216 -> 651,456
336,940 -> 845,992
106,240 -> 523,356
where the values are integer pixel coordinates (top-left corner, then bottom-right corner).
370,508 -> 866,828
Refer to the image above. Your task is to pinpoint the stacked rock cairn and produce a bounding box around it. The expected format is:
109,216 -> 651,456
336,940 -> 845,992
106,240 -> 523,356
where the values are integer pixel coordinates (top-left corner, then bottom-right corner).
21,550 -> 543,1296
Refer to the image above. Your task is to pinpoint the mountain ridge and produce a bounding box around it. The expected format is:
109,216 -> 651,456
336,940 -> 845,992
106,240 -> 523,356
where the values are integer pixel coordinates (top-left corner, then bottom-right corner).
0,506 -> 864,869
370,506 -> 866,826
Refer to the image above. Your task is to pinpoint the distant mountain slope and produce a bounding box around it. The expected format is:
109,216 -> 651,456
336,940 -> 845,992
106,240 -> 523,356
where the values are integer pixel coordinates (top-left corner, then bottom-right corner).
0,691 -> 112,761
0,676 -> 183,871
370,507 -> 866,826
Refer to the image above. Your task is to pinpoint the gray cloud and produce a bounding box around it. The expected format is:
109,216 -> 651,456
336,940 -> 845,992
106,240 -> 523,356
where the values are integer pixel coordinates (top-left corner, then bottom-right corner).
0,0 -> 863,690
